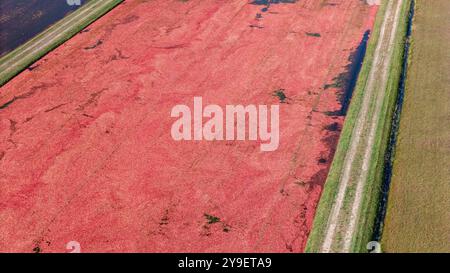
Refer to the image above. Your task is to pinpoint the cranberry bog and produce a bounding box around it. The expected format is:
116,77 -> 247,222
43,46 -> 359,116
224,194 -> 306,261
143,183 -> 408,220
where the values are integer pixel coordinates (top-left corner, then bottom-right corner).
0,0 -> 377,252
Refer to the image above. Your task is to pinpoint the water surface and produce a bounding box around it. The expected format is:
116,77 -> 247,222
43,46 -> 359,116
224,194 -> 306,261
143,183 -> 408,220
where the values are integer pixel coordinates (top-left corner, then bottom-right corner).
0,0 -> 87,57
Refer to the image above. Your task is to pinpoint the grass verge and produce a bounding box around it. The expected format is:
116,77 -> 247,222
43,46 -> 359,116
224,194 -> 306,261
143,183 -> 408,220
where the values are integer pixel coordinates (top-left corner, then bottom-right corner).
305,0 -> 411,252
351,0 -> 411,252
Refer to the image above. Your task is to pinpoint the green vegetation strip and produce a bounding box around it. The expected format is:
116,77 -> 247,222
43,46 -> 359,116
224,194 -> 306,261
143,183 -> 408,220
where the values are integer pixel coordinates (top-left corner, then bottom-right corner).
306,0 -> 411,253
351,0 -> 410,252
0,0 -> 124,87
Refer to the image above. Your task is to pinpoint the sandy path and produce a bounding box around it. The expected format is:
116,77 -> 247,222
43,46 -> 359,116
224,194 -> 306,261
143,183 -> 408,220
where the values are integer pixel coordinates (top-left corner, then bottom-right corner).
321,0 -> 404,253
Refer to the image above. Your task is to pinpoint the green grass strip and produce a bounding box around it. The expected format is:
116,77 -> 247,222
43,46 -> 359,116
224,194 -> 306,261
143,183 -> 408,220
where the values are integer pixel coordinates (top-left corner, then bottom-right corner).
305,0 -> 411,253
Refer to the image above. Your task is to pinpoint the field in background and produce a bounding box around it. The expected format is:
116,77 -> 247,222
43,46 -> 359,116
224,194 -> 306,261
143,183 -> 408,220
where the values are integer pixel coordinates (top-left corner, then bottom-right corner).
381,0 -> 450,253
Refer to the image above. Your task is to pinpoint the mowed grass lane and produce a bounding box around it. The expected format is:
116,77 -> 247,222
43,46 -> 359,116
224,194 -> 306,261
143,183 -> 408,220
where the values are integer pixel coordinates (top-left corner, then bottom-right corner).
382,0 -> 450,252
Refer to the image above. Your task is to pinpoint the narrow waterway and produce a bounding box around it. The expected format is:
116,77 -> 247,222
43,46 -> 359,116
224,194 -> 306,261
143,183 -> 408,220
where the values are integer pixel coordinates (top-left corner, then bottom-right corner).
0,0 -> 88,57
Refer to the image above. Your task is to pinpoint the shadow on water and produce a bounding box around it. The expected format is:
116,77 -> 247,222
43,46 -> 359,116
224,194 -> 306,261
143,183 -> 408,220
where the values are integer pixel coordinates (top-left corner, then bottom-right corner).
250,0 -> 297,4
0,0 -> 87,57
325,30 -> 371,117
250,0 -> 297,12
372,0 -> 415,243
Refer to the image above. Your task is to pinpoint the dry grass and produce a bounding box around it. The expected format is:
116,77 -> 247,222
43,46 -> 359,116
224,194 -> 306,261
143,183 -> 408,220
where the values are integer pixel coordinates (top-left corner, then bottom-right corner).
381,0 -> 450,253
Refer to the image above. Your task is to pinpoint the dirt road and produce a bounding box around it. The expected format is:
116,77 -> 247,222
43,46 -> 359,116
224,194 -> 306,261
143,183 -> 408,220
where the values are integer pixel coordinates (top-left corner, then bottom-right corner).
320,0 -> 404,253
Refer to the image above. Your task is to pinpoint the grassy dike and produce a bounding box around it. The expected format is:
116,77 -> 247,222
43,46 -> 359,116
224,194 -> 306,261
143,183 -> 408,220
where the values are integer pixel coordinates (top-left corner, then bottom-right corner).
351,0 -> 412,252
306,0 -> 412,253
0,0 -> 124,87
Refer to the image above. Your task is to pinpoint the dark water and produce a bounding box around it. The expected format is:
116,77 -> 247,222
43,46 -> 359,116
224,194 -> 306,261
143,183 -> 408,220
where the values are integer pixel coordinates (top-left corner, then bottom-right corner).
324,30 -> 371,117
340,30 -> 371,115
372,0 -> 415,243
250,0 -> 297,12
0,0 -> 88,57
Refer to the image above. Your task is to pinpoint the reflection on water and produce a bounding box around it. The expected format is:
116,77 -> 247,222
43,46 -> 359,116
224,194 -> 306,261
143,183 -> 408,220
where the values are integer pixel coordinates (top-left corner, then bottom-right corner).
0,0 -> 87,57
